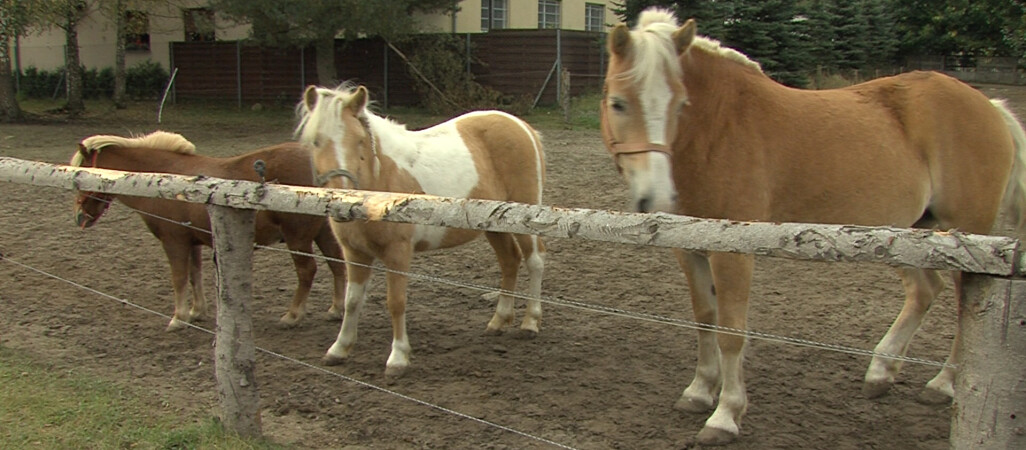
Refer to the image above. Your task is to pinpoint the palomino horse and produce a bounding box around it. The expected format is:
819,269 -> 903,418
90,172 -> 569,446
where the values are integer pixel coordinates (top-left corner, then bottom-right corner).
600,8 -> 1026,445
71,131 -> 347,331
295,83 -> 546,376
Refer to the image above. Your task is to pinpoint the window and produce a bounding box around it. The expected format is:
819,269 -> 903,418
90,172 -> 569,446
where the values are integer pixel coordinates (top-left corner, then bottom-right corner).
538,0 -> 560,29
124,10 -> 150,51
184,8 -> 215,42
585,3 -> 605,32
481,0 -> 507,31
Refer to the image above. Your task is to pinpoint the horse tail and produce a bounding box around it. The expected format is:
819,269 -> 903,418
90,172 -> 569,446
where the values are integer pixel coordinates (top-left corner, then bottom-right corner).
992,99 -> 1026,233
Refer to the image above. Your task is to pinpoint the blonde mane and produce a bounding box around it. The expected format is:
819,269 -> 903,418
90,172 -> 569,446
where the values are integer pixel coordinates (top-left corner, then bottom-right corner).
625,8 -> 762,84
71,131 -> 195,167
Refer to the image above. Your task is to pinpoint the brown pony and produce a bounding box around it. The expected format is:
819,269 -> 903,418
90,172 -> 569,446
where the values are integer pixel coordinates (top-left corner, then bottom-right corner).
295,83 -> 546,377
600,8 -> 1026,445
71,131 -> 347,331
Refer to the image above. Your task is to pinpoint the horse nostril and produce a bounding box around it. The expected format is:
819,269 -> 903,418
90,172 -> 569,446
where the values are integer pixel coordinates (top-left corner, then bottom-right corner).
636,197 -> 652,213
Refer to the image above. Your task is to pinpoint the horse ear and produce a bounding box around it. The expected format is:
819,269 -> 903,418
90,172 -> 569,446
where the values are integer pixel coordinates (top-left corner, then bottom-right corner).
608,24 -> 631,57
303,85 -> 319,111
673,19 -> 697,54
349,86 -> 369,114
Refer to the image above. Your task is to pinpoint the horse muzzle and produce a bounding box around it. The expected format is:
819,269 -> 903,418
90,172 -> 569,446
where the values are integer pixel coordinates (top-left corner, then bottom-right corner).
76,211 -> 100,229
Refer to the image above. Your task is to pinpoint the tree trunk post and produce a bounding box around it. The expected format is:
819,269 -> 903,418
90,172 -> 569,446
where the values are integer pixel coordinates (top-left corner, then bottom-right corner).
206,204 -> 262,438
951,275 -> 1026,449
560,67 -> 571,124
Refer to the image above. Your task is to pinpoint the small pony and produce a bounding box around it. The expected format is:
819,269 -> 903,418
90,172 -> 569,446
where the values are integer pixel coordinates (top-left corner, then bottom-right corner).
295,83 -> 546,377
600,8 -> 1026,445
71,131 -> 347,331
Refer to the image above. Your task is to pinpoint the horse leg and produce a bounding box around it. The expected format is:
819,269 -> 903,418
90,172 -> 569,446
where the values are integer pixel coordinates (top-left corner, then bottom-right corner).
381,241 -> 413,377
187,244 -> 206,320
314,224 -> 347,320
514,234 -> 545,336
693,252 -> 754,446
161,241 -> 194,332
483,232 -> 523,335
919,271 -> 961,404
323,246 -> 373,366
673,250 -> 721,414
863,268 -> 944,398
278,232 -> 317,327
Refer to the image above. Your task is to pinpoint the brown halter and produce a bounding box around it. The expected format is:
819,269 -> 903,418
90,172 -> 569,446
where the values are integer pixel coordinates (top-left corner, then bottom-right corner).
599,96 -> 673,158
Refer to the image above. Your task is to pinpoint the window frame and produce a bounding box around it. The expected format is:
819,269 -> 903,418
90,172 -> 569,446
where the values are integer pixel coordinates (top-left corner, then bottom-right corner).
481,0 -> 508,32
538,0 -> 561,30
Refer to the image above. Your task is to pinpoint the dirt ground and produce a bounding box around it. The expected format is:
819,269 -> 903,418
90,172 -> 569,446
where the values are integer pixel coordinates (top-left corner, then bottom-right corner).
2,83 -> 1025,449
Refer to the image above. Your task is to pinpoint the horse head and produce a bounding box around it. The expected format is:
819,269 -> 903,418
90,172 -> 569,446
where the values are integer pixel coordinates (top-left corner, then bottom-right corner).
70,143 -> 114,228
601,8 -> 695,213
296,83 -> 376,191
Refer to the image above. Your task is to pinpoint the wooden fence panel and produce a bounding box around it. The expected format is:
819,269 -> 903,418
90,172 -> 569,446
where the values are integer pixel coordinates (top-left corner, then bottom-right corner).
170,30 -> 608,107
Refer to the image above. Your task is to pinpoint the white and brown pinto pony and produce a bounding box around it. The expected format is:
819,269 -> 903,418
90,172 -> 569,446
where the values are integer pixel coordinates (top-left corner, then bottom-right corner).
601,8 -> 1026,445
295,83 -> 546,377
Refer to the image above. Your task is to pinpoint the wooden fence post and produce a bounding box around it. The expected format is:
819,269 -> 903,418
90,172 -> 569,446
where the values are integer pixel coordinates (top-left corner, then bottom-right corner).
560,68 -> 571,124
951,275 -> 1026,448
207,204 -> 262,438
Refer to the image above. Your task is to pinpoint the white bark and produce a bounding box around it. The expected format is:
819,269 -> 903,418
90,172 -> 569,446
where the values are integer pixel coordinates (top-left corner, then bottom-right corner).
1,156 -> 1023,276
207,204 -> 262,438
950,276 -> 1026,449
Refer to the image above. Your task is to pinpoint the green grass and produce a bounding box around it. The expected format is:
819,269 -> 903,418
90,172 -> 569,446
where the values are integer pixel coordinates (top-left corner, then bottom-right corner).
16,93 -> 604,133
0,346 -> 280,450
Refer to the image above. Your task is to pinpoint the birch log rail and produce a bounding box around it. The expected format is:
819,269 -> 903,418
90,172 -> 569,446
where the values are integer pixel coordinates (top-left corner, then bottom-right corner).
1,155 -> 1024,277
3,155 -> 1025,447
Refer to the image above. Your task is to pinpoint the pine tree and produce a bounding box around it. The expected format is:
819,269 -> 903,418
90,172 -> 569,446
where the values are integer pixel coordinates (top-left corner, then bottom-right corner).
829,0 -> 870,70
725,0 -> 813,87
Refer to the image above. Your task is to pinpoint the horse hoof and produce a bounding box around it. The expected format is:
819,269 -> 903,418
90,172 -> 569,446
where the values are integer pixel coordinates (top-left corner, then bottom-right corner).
278,315 -> 300,328
322,353 -> 347,366
862,380 -> 893,399
483,327 -> 504,336
326,307 -> 343,321
674,397 -> 714,413
916,387 -> 953,405
165,318 -> 189,332
384,365 -> 407,379
696,426 -> 738,446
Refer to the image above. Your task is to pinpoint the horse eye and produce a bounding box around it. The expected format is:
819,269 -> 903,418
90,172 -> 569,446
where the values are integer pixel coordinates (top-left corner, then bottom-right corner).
611,100 -> 627,113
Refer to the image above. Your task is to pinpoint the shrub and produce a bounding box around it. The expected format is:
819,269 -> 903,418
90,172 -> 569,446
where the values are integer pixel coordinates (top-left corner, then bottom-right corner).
401,35 -> 505,115
17,61 -> 169,100
126,60 -> 169,100
19,66 -> 63,99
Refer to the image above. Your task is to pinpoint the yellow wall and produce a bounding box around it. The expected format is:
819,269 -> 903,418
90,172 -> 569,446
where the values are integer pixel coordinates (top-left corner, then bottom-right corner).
15,0 -> 623,71
411,0 -> 623,33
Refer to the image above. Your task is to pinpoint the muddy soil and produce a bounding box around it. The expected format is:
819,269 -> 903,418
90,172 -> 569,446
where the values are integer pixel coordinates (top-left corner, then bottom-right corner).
2,84 -> 1024,449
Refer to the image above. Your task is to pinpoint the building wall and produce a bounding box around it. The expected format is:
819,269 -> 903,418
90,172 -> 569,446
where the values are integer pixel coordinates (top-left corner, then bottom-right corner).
14,0 -> 621,72
417,1 -> 621,33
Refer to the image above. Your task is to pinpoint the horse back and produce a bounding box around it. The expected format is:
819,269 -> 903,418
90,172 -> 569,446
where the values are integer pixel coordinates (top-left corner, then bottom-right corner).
214,142 -> 315,186
852,72 -> 1016,233
454,112 -> 545,205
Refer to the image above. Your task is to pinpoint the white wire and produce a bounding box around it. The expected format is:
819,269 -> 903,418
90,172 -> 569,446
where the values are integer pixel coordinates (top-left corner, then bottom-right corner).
0,253 -> 576,450
82,194 -> 956,369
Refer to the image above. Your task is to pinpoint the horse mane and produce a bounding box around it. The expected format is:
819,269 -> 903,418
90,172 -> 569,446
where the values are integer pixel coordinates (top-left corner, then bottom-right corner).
71,131 -> 196,167
625,8 -> 762,84
295,81 -> 400,154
